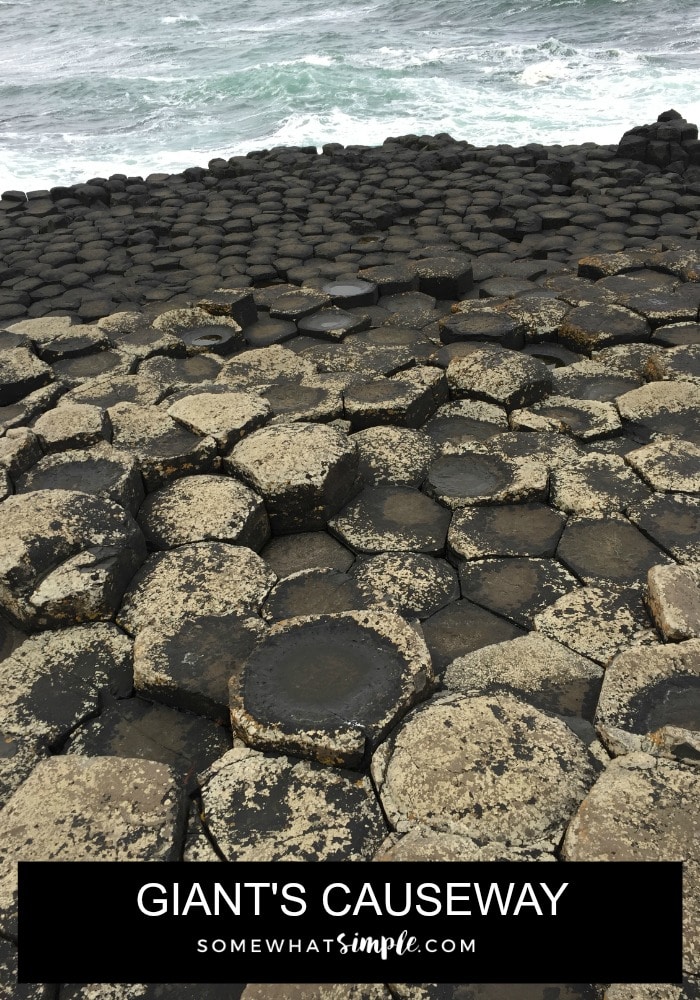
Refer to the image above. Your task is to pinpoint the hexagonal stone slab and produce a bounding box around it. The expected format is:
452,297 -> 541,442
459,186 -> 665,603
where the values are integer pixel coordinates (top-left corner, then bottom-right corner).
230,610 -> 433,767
261,530 -> 355,577
627,494 -> 700,563
0,489 -> 146,629
446,346 -> 553,411
422,599 -> 526,675
425,399 -> 508,451
261,568 -> 368,622
616,381 -> 700,443
0,755 -> 186,937
559,303 -> 650,351
352,425 -> 437,486
62,696 -> 232,779
626,439 -> 700,493
373,828 -> 555,863
65,371 -> 168,409
134,612 -> 267,721
109,402 -> 218,490
562,753 -> 700,976
648,344 -> 700,387
0,426 -> 42,480
343,375 -> 438,430
217,345 -> 316,391
425,451 -> 548,508
557,513 -> 671,585
550,453 -> 653,515
534,584 -> 658,666
372,692 -> 598,848
226,422 -> 360,533
459,557 -> 579,628
448,503 -> 566,561
117,542 -> 275,635
167,390 -> 271,450
152,306 -> 244,355
510,396 -> 622,441
263,381 -> 343,424
137,474 -> 270,551
198,746 -> 387,860
647,564 -> 700,641
33,402 -> 111,453
329,486 -> 452,555
595,639 -> 700,760
352,552 -> 460,619
444,634 -> 603,720
0,623 -> 132,749
16,443 -> 145,515
0,346 -> 53,405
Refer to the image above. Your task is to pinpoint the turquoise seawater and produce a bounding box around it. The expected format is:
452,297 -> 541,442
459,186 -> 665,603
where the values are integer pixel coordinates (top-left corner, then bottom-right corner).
1,0 -> 699,190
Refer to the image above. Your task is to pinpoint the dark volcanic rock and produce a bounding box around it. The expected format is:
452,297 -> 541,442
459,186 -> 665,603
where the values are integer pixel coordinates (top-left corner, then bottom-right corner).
230,610 -> 433,767
0,489 -> 146,629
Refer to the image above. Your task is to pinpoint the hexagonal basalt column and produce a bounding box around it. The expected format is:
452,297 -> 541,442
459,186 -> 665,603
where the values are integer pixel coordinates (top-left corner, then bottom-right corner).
229,610 -> 433,768
372,692 -> 599,849
137,474 -> 270,551
198,746 -> 387,861
425,451 -> 548,509
329,486 -> 452,555
562,754 -> 700,976
595,639 -> 700,760
117,542 -> 275,635
226,422 -> 360,533
0,489 -> 146,629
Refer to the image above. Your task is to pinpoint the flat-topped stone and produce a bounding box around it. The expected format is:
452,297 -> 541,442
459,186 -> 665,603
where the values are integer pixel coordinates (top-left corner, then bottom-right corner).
595,638 -> 700,760
459,556 -> 579,628
329,485 -> 452,555
627,493 -> 700,563
108,401 -> 218,491
226,422 -> 360,534
447,346 -> 553,410
167,389 -> 271,450
260,530 -> 355,577
137,474 -> 270,550
0,623 -> 132,749
625,439 -> 700,493
534,583 -> 658,666
116,542 -> 275,635
261,567 -> 368,622
448,502 -> 566,561
510,396 -> 622,441
32,402 -> 111,453
230,609 -> 433,767
352,425 -> 437,486
0,346 -> 53,405
372,691 -> 598,848
0,755 -> 186,938
134,612 -> 266,721
550,452 -> 652,514
151,306 -> 244,355
0,488 -> 146,629
16,442 -> 145,514
216,344 -> 317,391
198,746 -> 387,860
646,564 -> 700,641
562,753 -> 700,975
445,633 -> 603,720
559,302 -> 651,352
425,450 -> 548,508
352,552 -> 459,620
556,512 -> 671,585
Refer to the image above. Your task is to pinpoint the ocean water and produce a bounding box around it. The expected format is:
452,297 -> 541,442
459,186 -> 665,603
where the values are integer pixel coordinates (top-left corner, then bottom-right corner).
1,0 -> 699,191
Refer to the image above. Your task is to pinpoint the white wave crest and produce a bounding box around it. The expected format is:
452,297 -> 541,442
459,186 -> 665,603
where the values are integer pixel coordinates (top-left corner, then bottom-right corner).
519,59 -> 571,84
160,14 -> 201,25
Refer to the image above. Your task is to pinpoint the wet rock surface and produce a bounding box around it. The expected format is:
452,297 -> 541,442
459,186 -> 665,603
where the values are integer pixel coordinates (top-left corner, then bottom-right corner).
1,121 -> 699,994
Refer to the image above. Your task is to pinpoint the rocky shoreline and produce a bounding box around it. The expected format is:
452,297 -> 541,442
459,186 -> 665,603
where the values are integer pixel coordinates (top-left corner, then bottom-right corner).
0,111 -> 699,1000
